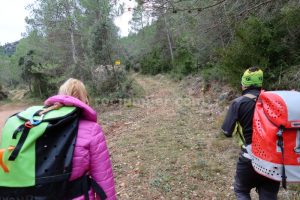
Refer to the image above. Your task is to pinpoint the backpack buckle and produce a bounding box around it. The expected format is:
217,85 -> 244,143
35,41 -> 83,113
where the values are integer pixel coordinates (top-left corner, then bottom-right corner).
25,121 -> 33,128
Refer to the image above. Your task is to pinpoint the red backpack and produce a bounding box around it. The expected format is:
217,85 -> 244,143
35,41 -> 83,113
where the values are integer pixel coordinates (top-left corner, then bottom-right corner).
248,90 -> 300,188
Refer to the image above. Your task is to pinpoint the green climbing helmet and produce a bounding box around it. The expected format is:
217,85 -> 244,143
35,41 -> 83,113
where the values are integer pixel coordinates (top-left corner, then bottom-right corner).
241,67 -> 263,87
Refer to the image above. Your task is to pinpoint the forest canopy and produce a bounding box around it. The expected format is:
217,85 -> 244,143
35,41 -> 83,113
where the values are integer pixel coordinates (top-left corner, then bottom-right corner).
122,0 -> 300,90
1,0 -> 300,99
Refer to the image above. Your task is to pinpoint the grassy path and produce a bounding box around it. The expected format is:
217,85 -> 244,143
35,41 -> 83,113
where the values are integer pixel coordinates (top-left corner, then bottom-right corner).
100,75 -> 299,200
99,75 -> 236,199
0,75 -> 298,199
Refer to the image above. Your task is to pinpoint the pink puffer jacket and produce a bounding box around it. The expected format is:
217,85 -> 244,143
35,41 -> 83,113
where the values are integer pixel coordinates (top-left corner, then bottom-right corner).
45,95 -> 116,200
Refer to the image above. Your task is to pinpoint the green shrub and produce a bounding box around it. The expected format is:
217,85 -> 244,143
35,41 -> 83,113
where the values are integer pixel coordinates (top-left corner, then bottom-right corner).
219,17 -> 272,88
174,46 -> 197,76
201,63 -> 225,83
274,65 -> 300,90
218,6 -> 300,90
140,47 -> 171,75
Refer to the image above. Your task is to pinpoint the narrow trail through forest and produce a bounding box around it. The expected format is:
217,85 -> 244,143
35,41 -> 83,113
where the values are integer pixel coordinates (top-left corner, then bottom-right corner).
101,75 -> 238,199
0,75 -> 298,199
101,75 -> 297,199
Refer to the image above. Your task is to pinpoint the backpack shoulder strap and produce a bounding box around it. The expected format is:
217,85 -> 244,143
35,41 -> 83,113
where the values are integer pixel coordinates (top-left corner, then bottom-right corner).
243,93 -> 257,101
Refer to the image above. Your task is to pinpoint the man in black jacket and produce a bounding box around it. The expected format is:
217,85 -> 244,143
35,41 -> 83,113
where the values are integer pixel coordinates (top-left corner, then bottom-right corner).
221,67 -> 280,200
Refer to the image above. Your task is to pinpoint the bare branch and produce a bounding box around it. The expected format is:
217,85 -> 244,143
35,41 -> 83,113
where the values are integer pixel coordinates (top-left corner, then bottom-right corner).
238,0 -> 273,16
138,0 -> 227,14
170,0 -> 227,12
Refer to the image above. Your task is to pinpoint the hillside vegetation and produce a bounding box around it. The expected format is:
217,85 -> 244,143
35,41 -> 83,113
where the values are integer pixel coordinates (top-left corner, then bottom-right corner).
1,1 -> 300,198
122,0 -> 300,90
1,1 -> 300,100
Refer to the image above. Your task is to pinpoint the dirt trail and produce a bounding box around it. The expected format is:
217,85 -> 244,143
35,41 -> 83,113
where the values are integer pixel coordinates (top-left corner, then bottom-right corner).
101,75 -> 296,200
0,104 -> 28,134
101,75 -> 236,199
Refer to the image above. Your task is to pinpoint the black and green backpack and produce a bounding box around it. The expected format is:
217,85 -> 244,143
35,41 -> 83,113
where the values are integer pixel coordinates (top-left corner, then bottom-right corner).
0,105 -> 80,199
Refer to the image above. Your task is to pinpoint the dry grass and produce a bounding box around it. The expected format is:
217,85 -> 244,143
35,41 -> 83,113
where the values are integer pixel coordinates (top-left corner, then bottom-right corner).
97,74 -> 300,200
2,75 -> 298,199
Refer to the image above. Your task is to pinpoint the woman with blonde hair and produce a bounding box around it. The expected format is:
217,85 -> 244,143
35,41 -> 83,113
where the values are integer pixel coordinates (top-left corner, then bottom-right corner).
44,78 -> 116,199
58,78 -> 90,105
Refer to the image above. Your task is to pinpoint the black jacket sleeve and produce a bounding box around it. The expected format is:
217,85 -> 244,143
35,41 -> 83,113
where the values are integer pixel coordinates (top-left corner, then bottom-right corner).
221,100 -> 239,137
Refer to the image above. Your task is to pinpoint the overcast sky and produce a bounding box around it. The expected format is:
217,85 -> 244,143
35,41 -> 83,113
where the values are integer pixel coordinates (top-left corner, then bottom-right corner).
114,0 -> 136,37
0,0 -> 135,45
0,0 -> 33,44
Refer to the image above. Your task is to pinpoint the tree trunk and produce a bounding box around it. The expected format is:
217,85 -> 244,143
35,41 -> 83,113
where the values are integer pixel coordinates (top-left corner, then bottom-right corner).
70,27 -> 78,65
38,80 -> 42,98
29,79 -> 32,93
65,0 -> 78,65
163,15 -> 174,66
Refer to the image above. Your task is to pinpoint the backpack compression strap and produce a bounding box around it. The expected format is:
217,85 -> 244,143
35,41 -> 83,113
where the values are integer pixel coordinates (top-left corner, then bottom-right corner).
67,175 -> 107,200
277,126 -> 287,189
8,104 -> 62,161
8,113 -> 44,161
